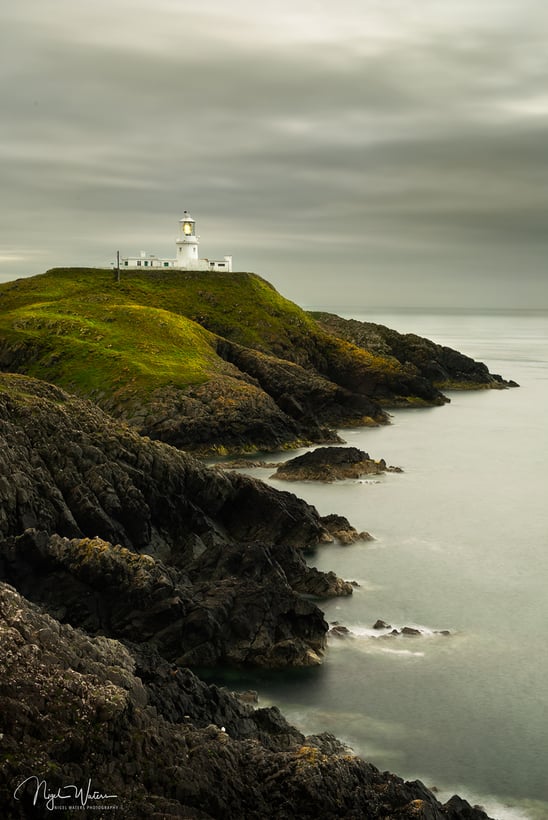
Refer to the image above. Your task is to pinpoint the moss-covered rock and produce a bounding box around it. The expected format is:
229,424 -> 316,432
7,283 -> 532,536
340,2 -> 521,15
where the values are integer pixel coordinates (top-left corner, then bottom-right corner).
312,312 -> 519,391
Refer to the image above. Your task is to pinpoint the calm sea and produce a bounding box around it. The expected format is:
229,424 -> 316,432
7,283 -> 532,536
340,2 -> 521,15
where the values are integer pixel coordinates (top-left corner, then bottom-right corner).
216,309 -> 548,820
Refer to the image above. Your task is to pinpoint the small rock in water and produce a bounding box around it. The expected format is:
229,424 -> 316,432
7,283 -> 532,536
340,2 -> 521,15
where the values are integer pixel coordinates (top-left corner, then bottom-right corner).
373,619 -> 392,630
329,624 -> 351,638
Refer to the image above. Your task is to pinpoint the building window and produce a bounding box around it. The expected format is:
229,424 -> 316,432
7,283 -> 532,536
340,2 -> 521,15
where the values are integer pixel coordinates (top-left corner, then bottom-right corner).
124,261 -> 128,266
164,262 -> 169,267
137,261 -> 141,266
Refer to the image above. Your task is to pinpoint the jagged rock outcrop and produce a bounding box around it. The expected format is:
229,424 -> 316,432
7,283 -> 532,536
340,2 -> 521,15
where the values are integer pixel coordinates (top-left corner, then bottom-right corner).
312,312 -> 519,390
122,374 -> 345,456
0,583 -> 493,819
215,338 -> 384,428
0,530 -> 328,668
0,373 -> 354,668
307,329 -> 449,406
321,512 -> 374,545
0,374 -> 333,554
274,446 -> 401,483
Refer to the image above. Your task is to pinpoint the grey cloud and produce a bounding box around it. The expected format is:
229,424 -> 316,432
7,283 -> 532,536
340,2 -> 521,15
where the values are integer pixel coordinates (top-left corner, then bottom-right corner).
1,0 -> 547,307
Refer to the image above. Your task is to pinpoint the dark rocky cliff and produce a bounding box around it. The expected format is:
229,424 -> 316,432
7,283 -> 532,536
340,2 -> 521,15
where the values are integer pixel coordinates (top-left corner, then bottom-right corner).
0,372 -> 493,817
0,583 -> 492,819
0,373 -> 352,668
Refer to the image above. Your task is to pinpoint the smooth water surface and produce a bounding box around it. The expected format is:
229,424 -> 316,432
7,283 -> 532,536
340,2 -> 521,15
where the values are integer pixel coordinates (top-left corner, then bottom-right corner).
227,310 -> 548,820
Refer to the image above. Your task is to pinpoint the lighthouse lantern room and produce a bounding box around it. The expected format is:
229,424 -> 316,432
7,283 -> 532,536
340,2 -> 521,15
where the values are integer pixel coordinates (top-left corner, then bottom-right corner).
120,211 -> 233,272
176,212 -> 199,267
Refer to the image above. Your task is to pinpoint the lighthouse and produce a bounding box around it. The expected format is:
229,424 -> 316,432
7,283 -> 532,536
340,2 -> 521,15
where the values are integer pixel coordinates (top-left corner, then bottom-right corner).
176,211 -> 199,267
119,212 -> 233,272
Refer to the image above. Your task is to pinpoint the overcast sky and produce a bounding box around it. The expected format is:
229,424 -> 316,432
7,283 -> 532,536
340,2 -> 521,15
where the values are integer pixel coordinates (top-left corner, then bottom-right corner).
1,0 -> 547,308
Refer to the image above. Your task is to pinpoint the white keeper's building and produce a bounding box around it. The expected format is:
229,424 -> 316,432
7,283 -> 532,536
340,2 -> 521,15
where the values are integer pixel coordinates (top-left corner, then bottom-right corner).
120,212 -> 233,272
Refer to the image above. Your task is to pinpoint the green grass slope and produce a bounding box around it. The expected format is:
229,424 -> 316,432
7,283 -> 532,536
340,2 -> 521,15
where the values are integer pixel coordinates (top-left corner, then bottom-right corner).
2,296 -> 223,397
0,267 -> 420,382
0,266 -> 317,350
0,268 -> 445,452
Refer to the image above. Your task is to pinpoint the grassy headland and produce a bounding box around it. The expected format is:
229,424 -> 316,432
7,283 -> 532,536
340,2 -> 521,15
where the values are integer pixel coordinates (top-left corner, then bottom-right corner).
0,267 -> 497,453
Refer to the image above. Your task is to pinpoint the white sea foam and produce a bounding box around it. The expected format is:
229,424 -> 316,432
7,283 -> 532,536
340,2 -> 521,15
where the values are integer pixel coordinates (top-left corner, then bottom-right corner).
344,623 -> 450,639
380,647 -> 425,657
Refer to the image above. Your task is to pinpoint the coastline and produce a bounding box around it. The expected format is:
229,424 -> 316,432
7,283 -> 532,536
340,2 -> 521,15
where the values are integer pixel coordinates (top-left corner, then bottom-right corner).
229,308 -> 548,819
0,371 -> 494,819
0,274 -> 532,817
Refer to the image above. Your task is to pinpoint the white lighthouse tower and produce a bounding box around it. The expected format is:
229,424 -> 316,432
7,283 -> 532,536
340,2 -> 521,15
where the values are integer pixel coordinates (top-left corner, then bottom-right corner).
176,211 -> 199,267
119,211 -> 233,272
